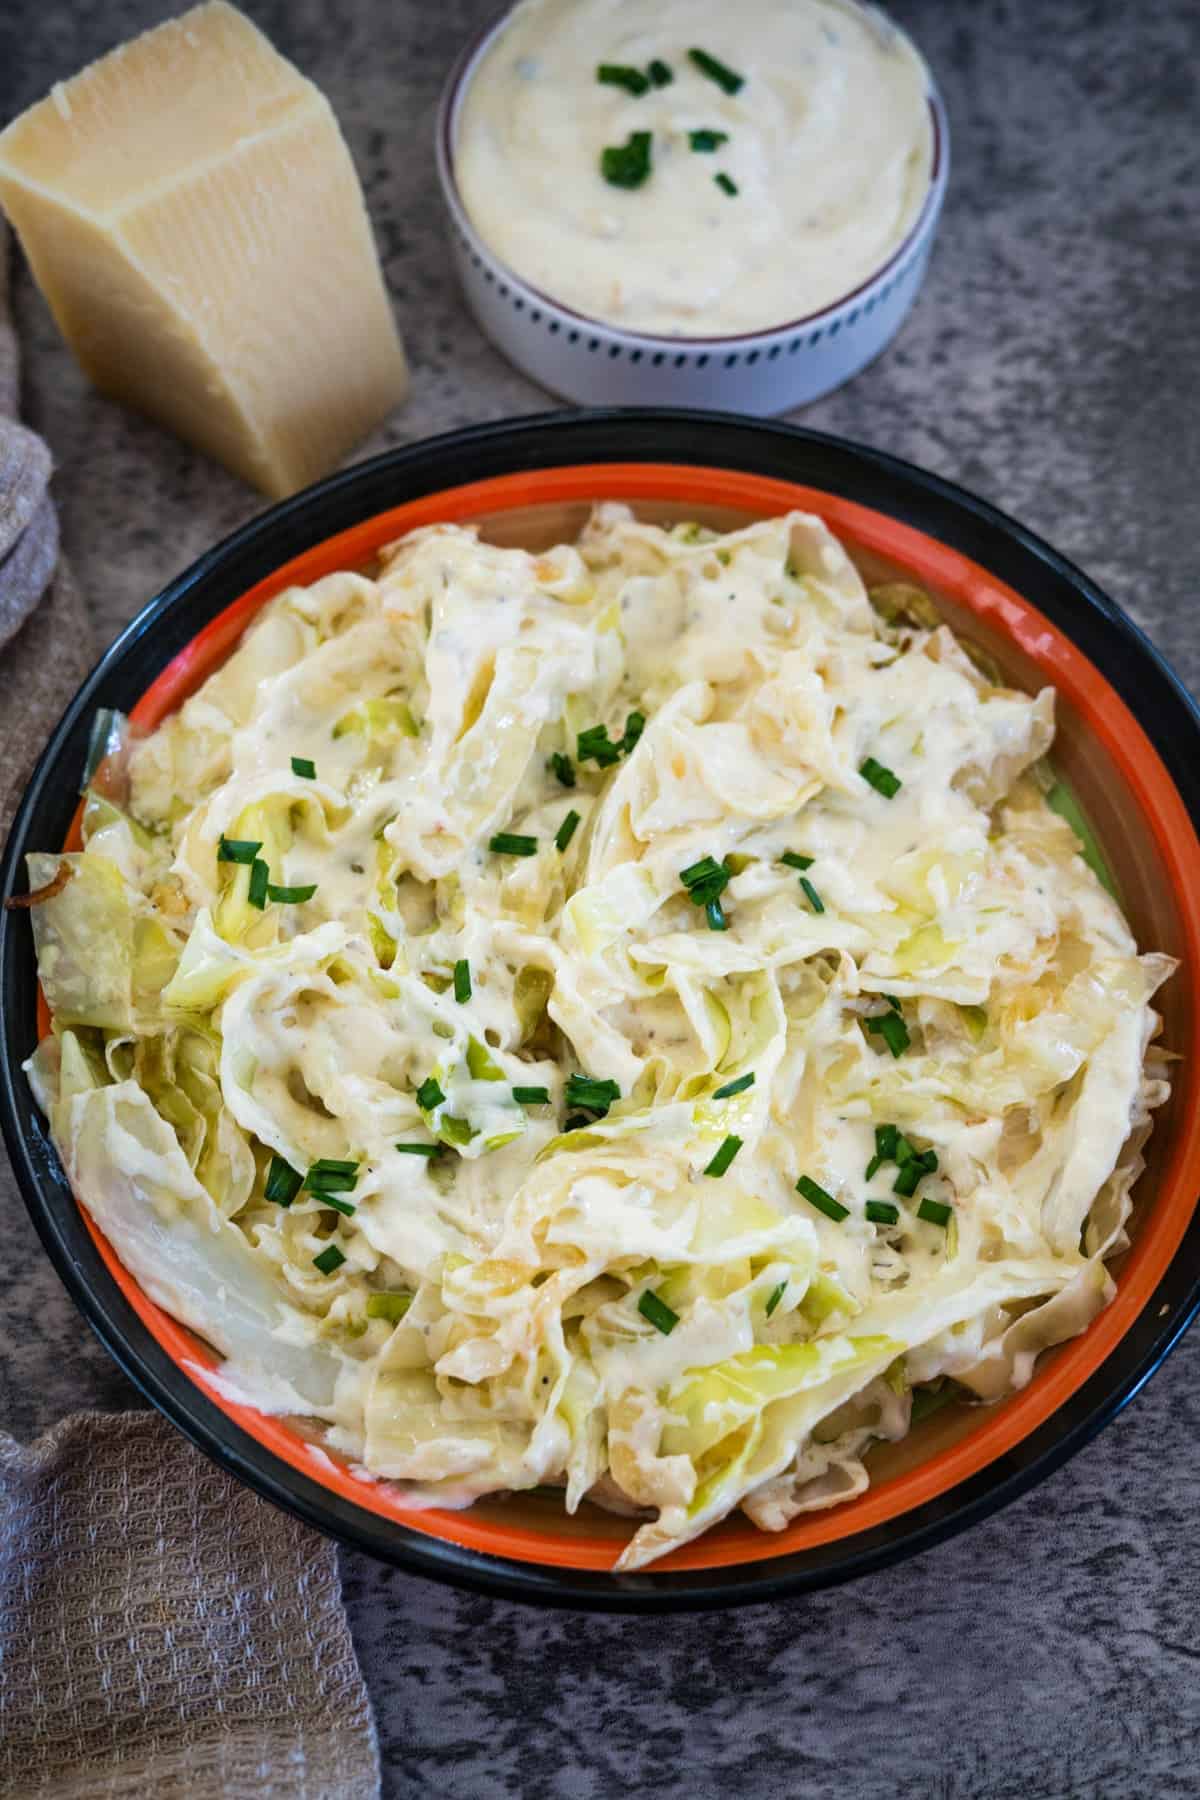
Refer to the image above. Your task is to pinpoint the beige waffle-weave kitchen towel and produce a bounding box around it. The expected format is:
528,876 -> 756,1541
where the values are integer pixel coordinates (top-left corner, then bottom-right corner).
0,221 -> 381,1798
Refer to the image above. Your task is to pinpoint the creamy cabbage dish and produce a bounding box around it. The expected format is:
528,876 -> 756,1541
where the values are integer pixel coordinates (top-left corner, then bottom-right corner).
455,0 -> 934,336
25,506 -> 1172,1570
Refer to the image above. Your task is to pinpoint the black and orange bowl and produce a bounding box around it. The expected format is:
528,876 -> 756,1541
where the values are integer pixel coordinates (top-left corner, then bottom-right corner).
3,409 -> 1200,1612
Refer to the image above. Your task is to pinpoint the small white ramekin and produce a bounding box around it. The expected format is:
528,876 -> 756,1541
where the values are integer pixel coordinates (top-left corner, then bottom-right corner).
435,10 -> 949,413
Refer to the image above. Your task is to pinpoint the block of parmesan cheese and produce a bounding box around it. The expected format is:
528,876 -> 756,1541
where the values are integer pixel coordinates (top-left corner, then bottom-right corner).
0,1 -> 408,498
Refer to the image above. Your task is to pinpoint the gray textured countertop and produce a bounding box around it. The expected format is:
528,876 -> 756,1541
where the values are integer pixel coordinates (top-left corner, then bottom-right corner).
3,2 -> 1200,1794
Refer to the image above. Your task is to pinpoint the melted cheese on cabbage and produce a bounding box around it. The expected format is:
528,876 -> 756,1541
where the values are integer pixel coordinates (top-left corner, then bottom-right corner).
26,506 -> 1174,1570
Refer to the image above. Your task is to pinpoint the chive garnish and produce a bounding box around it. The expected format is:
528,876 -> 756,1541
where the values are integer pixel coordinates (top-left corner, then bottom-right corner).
600,130 -> 653,190
712,1071 -> 754,1099
866,1200 -> 900,1226
565,1073 -> 620,1116
550,750 -> 576,788
893,1162 -> 922,1198
395,1143 -> 440,1157
512,1085 -> 551,1105
416,1077 -> 445,1111
318,1193 -> 357,1217
780,851 -> 813,871
307,1157 -> 358,1176
563,1113 -> 591,1132
860,756 -> 902,798
621,710 -> 645,752
291,756 -> 316,779
264,1154 -> 303,1207
689,128 -> 729,152
688,47 -> 745,93
305,1159 -> 359,1195
555,809 -> 581,852
647,58 -> 673,87
453,958 -> 471,1004
866,1010 -> 910,1058
799,876 -> 825,915
217,837 -> 261,864
313,1244 -> 346,1275
577,723 -> 622,767
714,172 -> 739,196
765,1279 -> 787,1318
247,857 -> 269,909
489,832 -> 538,857
704,1134 -> 743,1177
266,882 -> 317,904
638,1290 -> 679,1335
680,853 -> 731,929
796,1174 -> 849,1222
917,1197 -> 953,1228
366,1292 -> 411,1322
597,62 -> 650,96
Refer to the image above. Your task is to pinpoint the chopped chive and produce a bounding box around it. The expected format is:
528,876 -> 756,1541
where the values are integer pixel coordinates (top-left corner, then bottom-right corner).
305,1172 -> 357,1195
865,1156 -> 883,1181
563,1113 -> 592,1132
866,1010 -> 910,1057
416,1077 -> 445,1112
247,857 -> 269,909
917,1197 -> 953,1228
395,1142 -> 440,1157
312,1244 -> 346,1275
780,851 -> 813,871
680,854 -> 726,889
550,750 -> 576,788
577,722 -> 622,767
512,1085 -> 551,1105
886,994 -> 903,1012
680,853 -> 731,929
291,756 -> 317,779
797,1174 -> 849,1222
638,1289 -> 679,1335
597,61 -> 650,96
217,836 -> 261,865
556,809 -> 581,852
860,756 -> 902,798
765,1279 -> 787,1318
866,1199 -> 901,1226
600,129 -> 653,190
713,1071 -> 754,1099
647,57 -> 673,86
366,1292 -> 411,1322
621,710 -> 645,752
266,882 -> 317,904
688,46 -> 745,93
893,1162 -> 922,1198
876,1124 -> 900,1162
565,1073 -> 620,1115
264,1154 -> 303,1207
689,127 -> 729,151
318,1193 -> 357,1218
714,172 -> 739,196
799,876 -> 825,915
308,1157 -> 359,1177
489,832 -> 538,857
704,1134 -> 743,1177
453,958 -> 471,1004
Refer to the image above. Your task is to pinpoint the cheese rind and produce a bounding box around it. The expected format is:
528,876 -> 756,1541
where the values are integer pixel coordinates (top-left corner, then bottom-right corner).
0,1 -> 408,498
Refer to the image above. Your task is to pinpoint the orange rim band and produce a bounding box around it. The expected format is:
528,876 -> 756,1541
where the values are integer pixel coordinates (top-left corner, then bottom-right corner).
50,464 -> 1200,1572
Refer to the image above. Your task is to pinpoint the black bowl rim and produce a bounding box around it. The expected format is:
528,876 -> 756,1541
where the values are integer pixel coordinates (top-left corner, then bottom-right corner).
3,407 -> 1200,1613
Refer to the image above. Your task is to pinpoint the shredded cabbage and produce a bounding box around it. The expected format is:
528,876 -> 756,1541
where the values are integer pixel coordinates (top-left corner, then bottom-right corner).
25,506 -> 1173,1570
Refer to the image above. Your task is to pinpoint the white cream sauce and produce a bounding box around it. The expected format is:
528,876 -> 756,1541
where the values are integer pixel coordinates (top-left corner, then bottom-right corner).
455,0 -> 934,335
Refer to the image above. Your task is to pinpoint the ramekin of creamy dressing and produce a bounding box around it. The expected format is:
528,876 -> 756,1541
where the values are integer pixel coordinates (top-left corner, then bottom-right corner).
435,0 -> 948,412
